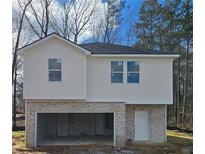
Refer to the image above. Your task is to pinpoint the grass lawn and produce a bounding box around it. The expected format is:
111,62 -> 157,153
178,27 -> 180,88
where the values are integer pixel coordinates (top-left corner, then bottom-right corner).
12,131 -> 25,149
12,130 -> 193,154
167,130 -> 193,146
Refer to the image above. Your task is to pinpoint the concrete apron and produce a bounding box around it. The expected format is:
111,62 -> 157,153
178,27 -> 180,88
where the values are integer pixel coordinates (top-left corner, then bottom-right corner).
38,136 -> 113,146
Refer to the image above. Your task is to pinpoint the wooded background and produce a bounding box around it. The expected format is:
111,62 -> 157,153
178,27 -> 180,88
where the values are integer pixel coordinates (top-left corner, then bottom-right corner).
12,0 -> 193,130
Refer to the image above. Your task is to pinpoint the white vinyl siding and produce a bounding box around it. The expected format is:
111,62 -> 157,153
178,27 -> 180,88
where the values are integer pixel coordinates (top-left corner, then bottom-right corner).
23,36 -> 174,104
86,57 -> 173,104
23,38 -> 86,99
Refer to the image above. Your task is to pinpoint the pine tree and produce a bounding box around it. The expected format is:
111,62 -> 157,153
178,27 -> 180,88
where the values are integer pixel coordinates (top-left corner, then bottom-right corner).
180,0 -> 193,125
91,0 -> 125,44
135,0 -> 161,50
162,0 -> 183,126
161,0 -> 182,52
134,0 -> 193,129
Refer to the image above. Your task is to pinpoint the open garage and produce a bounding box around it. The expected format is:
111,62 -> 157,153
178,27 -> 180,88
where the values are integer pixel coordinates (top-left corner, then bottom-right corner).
36,113 -> 114,146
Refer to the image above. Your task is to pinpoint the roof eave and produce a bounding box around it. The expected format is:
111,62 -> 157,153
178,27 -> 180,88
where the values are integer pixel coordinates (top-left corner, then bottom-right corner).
90,54 -> 180,58
17,33 -> 91,55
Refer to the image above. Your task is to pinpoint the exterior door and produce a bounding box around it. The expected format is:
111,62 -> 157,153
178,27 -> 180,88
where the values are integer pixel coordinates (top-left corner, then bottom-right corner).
135,111 -> 150,141
57,114 -> 69,136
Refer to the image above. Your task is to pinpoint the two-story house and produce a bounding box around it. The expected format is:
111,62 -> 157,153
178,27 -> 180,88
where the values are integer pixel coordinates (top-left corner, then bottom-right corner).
18,33 -> 179,147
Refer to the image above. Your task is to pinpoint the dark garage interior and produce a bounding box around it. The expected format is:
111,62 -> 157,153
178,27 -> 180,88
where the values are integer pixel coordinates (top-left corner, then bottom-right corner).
36,113 -> 114,146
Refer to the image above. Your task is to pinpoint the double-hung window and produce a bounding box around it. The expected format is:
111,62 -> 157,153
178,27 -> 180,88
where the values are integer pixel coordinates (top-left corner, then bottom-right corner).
127,61 -> 140,83
111,61 -> 123,83
48,59 -> 62,81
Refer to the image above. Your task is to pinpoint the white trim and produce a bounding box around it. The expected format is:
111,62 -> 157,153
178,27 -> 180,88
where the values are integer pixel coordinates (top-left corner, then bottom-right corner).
113,112 -> 116,147
84,57 -> 87,97
48,58 -> 62,82
91,54 -> 180,58
92,114 -> 95,135
25,100 -> 28,145
165,105 -> 167,142
18,33 -> 91,55
125,100 -> 172,104
111,61 -> 124,83
36,111 -> 114,113
127,61 -> 140,83
85,99 -> 172,104
34,112 -> 37,147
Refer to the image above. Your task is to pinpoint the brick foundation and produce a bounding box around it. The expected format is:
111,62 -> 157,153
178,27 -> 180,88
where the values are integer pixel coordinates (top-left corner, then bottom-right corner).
25,100 -> 126,147
126,104 -> 167,143
25,101 -> 166,147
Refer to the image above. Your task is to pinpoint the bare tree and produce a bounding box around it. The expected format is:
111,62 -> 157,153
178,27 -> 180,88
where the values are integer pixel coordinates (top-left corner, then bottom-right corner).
91,21 -> 102,42
13,10 -> 34,49
70,0 -> 98,43
12,0 -> 32,83
12,0 -> 32,129
91,0 -> 125,44
23,0 -> 53,38
124,7 -> 135,46
50,0 -> 74,39
50,0 -> 98,43
125,22 -> 134,46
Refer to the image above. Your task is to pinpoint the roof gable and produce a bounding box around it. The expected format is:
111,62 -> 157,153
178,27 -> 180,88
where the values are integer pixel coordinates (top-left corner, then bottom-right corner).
17,33 -> 179,58
17,33 -> 91,55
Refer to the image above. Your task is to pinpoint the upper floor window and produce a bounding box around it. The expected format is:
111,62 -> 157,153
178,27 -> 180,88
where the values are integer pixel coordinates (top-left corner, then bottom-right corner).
127,61 -> 140,83
111,61 -> 123,83
48,59 -> 62,81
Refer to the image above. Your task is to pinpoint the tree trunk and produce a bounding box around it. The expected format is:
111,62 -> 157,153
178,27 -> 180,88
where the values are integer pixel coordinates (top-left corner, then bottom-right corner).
74,35 -> 77,44
45,0 -> 49,36
182,37 -> 189,125
12,0 -> 32,128
12,0 -> 32,83
176,56 -> 181,125
13,66 -> 17,129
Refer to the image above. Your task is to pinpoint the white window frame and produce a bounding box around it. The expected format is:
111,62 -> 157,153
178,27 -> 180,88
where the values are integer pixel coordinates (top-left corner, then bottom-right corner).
127,61 -> 140,83
111,61 -> 123,83
48,59 -> 62,82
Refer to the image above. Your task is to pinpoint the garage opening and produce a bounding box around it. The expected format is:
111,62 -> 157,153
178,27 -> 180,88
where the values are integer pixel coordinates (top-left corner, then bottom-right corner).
36,113 -> 114,146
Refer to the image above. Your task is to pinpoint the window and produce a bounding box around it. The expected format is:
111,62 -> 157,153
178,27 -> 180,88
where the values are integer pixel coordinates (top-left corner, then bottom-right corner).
48,59 -> 62,81
127,61 -> 140,83
111,61 -> 123,83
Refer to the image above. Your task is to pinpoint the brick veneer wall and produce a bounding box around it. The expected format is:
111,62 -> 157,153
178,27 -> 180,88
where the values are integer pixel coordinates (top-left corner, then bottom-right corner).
126,104 -> 167,143
25,100 -> 126,147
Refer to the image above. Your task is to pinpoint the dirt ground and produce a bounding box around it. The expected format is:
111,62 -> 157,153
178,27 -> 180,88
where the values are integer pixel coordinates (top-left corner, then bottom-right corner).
12,130 -> 193,154
16,114 -> 25,128
13,114 -> 192,154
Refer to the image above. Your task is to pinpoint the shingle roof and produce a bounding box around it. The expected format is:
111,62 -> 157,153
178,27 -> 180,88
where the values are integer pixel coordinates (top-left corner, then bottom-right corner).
17,32 -> 178,56
80,43 -> 177,55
